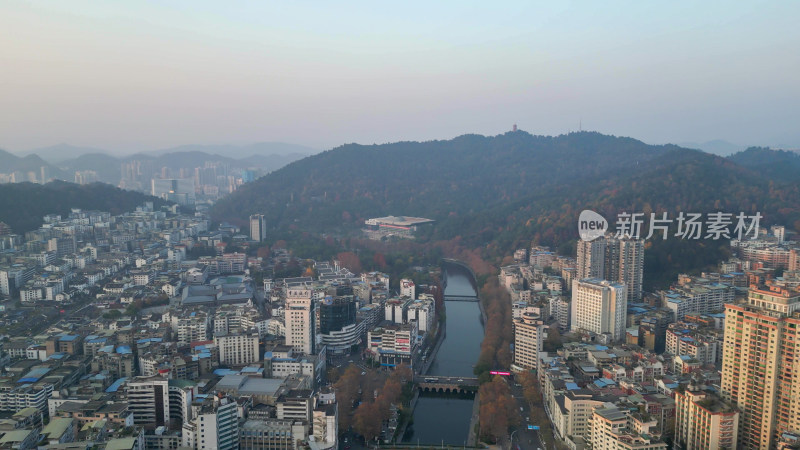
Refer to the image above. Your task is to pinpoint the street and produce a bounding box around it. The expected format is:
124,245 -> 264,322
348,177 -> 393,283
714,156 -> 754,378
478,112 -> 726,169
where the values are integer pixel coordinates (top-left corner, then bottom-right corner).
508,381 -> 546,450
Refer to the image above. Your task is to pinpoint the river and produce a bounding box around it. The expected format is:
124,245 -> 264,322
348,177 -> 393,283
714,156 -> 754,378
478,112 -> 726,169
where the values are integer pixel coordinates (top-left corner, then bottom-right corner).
401,263 -> 484,445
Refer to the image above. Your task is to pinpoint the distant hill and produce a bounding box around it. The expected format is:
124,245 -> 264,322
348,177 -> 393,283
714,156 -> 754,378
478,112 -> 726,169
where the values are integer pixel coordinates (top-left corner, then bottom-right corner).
21,144 -> 110,164
727,147 -> 800,182
141,142 -> 316,159
7,142 -> 312,186
57,153 -> 123,183
0,181 -> 171,234
54,149 -> 310,185
0,148 -> 62,176
677,139 -> 744,156
211,131 -> 800,289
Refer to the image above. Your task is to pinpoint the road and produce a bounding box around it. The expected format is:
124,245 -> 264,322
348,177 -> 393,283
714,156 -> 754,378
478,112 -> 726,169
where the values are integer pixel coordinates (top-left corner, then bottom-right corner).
508,381 -> 546,450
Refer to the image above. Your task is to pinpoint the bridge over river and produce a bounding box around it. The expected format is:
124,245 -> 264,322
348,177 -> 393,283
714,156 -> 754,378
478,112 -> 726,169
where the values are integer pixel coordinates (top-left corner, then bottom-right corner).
443,294 -> 479,302
399,259 -> 485,446
413,375 -> 479,393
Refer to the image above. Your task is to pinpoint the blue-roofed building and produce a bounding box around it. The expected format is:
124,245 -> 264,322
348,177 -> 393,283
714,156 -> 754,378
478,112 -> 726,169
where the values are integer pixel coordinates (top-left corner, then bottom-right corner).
116,346 -> 133,355
19,367 -> 50,384
666,321 -> 720,366
658,275 -> 735,320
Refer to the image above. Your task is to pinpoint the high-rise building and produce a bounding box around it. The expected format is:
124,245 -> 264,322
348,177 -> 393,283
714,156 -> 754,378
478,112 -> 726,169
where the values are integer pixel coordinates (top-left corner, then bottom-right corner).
617,238 -> 644,301
215,329 -> 260,366
151,178 -> 196,205
126,376 -> 171,428
318,296 -> 360,356
577,236 -> 644,301
720,283 -> 800,449
571,279 -> 627,341
512,312 -> 545,374
249,214 -> 266,242
674,384 -> 738,450
286,288 -> 315,355
182,394 -> 239,450
577,238 -> 606,280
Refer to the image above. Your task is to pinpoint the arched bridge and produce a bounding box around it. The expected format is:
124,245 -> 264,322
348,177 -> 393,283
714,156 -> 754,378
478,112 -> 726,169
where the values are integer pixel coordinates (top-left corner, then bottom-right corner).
414,375 -> 479,393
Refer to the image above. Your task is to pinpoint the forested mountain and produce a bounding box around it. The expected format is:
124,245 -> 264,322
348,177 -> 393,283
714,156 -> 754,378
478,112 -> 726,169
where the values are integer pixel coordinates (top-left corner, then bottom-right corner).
728,147 -> 800,182
0,181 -> 171,234
211,132 -> 673,229
0,148 -> 61,175
211,131 -> 800,289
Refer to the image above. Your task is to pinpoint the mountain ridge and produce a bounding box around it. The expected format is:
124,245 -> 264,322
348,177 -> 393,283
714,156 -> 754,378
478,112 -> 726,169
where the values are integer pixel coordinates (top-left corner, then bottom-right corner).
210,131 -> 800,289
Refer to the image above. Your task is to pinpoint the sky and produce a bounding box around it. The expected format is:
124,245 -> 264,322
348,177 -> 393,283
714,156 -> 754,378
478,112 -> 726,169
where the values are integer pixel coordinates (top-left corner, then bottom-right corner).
1,1 -> 799,153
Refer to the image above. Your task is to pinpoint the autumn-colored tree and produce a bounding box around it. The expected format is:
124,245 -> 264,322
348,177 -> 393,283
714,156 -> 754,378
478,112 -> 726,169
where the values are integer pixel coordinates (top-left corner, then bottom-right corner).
380,379 -> 402,406
256,245 -> 271,259
336,251 -> 363,273
390,364 -> 413,384
372,252 -> 387,269
334,366 -> 362,431
353,401 -> 382,442
478,376 -> 519,442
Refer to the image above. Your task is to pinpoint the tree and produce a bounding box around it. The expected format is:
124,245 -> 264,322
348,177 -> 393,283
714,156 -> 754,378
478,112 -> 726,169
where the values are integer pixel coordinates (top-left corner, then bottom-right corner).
336,252 -> 362,273
334,366 -> 361,431
544,325 -> 562,352
478,376 -> 519,442
390,364 -> 413,384
353,401 -> 382,442
103,309 -> 122,320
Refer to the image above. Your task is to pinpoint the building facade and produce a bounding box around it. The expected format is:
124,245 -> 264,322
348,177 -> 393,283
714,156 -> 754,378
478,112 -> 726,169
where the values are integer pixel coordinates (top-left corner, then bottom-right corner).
674,386 -> 738,450
720,284 -> 800,449
571,279 -> 628,341
512,312 -> 545,374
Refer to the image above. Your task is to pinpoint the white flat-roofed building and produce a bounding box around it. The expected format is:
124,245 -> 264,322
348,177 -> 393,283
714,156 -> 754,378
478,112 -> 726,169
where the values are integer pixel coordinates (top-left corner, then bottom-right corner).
571,278 -> 627,341
215,329 -> 260,367
364,216 -> 434,239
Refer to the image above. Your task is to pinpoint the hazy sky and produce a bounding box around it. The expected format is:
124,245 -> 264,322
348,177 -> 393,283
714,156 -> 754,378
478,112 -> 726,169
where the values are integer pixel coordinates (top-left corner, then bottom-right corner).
2,1 -> 799,153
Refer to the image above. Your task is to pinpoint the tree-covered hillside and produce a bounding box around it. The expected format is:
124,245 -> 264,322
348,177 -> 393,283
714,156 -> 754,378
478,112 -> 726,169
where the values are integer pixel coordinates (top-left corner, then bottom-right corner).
728,147 -> 800,182
212,131 -> 672,230
210,131 -> 800,289
0,181 -> 171,233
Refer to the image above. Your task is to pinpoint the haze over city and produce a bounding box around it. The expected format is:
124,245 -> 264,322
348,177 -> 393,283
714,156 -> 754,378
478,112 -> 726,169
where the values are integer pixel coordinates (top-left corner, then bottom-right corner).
5,2 -> 800,450
2,0 -> 799,153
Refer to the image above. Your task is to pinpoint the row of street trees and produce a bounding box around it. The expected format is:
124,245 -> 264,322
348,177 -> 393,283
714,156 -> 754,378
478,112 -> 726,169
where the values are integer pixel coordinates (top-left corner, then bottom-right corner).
478,375 -> 521,443
333,364 -> 413,442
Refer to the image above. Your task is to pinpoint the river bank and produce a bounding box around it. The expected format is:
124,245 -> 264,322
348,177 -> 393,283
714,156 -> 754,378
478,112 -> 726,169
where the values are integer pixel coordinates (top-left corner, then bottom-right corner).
399,261 -> 484,445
